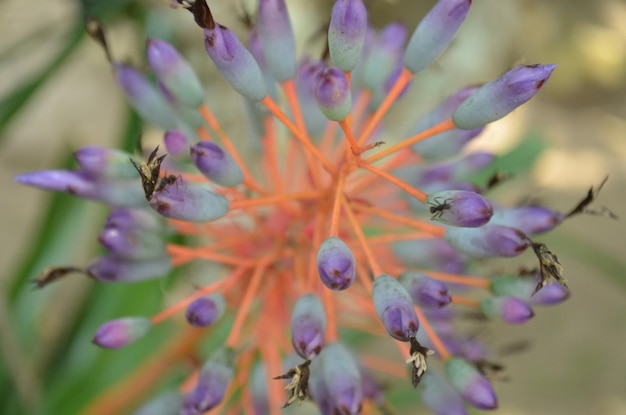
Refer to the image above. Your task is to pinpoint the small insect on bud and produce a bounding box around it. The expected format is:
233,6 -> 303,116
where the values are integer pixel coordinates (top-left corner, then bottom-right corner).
129,146 -> 167,201
407,337 -> 435,387
274,360 -> 312,407
425,190 -> 493,228
328,0 -> 368,72
445,357 -> 498,410
444,224 -> 531,258
314,67 -> 352,121
372,275 -> 420,342
399,272 -> 451,309
291,294 -> 327,360
316,237 -> 356,290
480,297 -> 534,325
530,242 -> 566,295
190,141 -> 243,187
92,317 -> 152,349
185,294 -> 225,327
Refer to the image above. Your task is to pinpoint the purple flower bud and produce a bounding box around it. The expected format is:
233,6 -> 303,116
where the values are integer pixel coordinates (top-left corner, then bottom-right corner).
114,64 -> 178,130
532,282 -> 570,306
163,130 -> 192,158
410,87 -> 483,161
480,297 -> 534,325
403,0 -> 472,74
490,206 -> 564,236
257,0 -> 296,82
98,226 -> 166,260
133,391 -> 182,415
358,364 -> 386,407
453,64 -> 557,130
421,371 -> 468,415
204,24 -> 267,102
372,275 -> 420,341
310,343 -> 363,414
358,23 -> 407,92
314,67 -> 352,121
87,256 -> 172,283
328,0 -> 368,72
105,208 -> 163,232
92,317 -> 151,349
393,238 -> 467,274
148,177 -> 229,222
74,147 -> 138,179
184,348 -> 235,413
426,190 -> 493,227
185,294 -> 225,327
399,272 -> 451,309
296,59 -> 328,137
146,39 -> 204,108
490,274 -> 569,306
445,357 -> 498,410
291,294 -> 327,360
14,171 -> 146,207
190,141 -> 243,187
444,224 -> 531,258
316,237 -> 356,290
452,152 -> 496,177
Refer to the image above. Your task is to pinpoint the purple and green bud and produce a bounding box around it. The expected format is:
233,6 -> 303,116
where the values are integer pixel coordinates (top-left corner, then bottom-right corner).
92,317 -> 151,349
393,238 -> 467,274
14,170 -> 146,207
444,224 -> 531,258
114,64 -> 178,130
257,0 -> 296,82
358,23 -> 407,93
317,237 -> 356,290
421,371 -> 468,415
183,348 -> 235,413
98,226 -> 166,260
480,297 -> 534,325
133,391 -> 182,415
204,22 -> 267,102
403,0 -> 472,74
490,206 -> 564,236
452,64 -> 557,130
146,39 -> 205,108
490,274 -> 570,306
310,343 -> 363,414
296,59 -> 328,137
87,256 -> 172,283
372,275 -> 420,342
399,272 -> 451,309
314,66 -> 352,121
163,130 -> 192,158
445,357 -> 498,410
190,141 -> 243,187
426,190 -> 493,227
74,147 -> 139,179
148,177 -> 229,222
328,0 -> 368,72
291,294 -> 327,360
105,208 -> 163,232
185,294 -> 226,327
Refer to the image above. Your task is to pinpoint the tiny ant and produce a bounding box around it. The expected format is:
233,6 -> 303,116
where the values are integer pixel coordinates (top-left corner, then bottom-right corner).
427,197 -> 452,221
157,174 -> 180,192
130,146 -> 167,201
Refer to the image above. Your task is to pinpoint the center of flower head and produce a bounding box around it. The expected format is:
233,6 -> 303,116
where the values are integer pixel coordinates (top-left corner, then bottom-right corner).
16,1 -> 616,414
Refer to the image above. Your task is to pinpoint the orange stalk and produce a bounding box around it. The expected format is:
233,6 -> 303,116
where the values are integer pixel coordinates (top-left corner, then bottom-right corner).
329,168 -> 348,238
229,191 -> 321,210
342,198 -> 383,279
358,161 -> 428,204
338,119 -> 361,155
352,91 -> 372,139
166,244 -> 256,267
262,116 -> 285,194
322,287 -> 338,342
413,306 -> 451,362
360,354 -> 408,379
450,295 -> 481,309
422,270 -> 490,290
351,203 -> 445,237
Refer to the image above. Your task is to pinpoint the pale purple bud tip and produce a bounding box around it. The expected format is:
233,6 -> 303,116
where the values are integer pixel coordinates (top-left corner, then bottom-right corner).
480,297 -> 534,325
310,343 -> 363,414
147,39 -> 204,108
532,282 -> 570,305
163,130 -> 192,158
316,237 -> 356,290
114,64 -> 178,130
105,208 -> 163,232
445,224 -> 531,258
98,226 -> 166,260
491,206 -> 564,236
445,357 -> 498,410
87,256 -> 172,283
372,275 -> 420,341
404,0 -> 472,74
399,272 -> 451,309
92,317 -> 151,349
314,67 -> 352,121
74,147 -> 138,179
393,238 -> 467,274
148,177 -> 229,222
204,25 -> 267,102
133,391 -> 182,415
291,294 -> 327,360
185,294 -> 225,327
490,274 -> 569,306
296,59 -> 328,136
184,348 -> 235,413
257,0 -> 296,82
190,142 -> 243,187
328,0 -> 368,72
426,190 -> 493,227
453,64 -> 557,130
421,371 -> 468,415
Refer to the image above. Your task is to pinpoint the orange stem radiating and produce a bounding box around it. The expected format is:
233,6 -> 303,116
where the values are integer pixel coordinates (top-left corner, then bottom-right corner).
342,198 -> 383,279
322,287 -> 338,342
365,232 -> 431,246
360,354 -> 408,379
352,91 -> 372,139
229,191 -> 321,210
450,295 -> 481,309
262,116 -> 284,194
178,368 -> 199,394
358,161 -> 428,204
357,67 -> 413,145
166,245 -> 256,267
339,119 -> 361,155
413,306 -> 451,362
329,168 -> 348,238
307,209 -> 326,293
351,203 -> 445,237
365,118 -> 455,164
422,270 -> 491,290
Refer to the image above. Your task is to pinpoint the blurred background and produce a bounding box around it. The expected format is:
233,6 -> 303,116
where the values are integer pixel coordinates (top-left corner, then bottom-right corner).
0,0 -> 625,414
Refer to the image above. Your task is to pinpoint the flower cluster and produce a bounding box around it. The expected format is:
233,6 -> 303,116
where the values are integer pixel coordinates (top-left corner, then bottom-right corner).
15,0 -> 612,414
